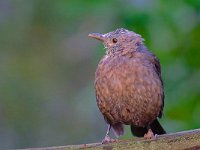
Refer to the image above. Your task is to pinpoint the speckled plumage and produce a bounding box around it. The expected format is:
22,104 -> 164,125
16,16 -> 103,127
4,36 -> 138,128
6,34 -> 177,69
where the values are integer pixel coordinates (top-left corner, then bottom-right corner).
89,28 -> 165,141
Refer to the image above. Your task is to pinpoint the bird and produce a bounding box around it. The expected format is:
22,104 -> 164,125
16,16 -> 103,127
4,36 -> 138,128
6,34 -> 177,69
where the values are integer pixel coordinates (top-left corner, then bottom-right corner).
88,28 -> 166,143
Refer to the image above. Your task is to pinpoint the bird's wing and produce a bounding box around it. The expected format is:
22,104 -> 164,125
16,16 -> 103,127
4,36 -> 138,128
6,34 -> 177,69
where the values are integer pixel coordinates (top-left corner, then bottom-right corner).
149,54 -> 164,118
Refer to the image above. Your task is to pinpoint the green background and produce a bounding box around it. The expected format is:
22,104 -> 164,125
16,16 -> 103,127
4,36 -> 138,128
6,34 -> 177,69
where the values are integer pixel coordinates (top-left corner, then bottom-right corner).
0,0 -> 200,149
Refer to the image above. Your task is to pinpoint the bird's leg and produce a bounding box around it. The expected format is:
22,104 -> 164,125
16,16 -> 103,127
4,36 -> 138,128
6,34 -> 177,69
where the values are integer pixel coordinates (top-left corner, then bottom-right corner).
105,124 -> 111,137
144,128 -> 155,139
102,124 -> 118,144
102,124 -> 111,144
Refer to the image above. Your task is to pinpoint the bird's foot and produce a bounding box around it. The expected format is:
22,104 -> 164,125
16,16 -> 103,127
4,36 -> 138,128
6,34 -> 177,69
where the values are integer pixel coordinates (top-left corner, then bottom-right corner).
102,135 -> 118,144
144,129 -> 155,139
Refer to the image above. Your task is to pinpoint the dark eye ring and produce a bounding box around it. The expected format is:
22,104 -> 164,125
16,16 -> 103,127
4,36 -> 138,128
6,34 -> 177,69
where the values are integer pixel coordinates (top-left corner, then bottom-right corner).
112,38 -> 118,43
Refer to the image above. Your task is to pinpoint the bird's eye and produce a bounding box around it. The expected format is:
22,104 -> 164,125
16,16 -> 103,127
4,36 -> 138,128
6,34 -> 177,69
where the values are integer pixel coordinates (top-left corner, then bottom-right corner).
112,38 -> 118,43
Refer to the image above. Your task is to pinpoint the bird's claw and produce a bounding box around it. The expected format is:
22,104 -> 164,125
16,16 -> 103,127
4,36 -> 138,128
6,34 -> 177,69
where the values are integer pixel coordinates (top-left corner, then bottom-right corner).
102,135 -> 118,144
144,129 -> 155,139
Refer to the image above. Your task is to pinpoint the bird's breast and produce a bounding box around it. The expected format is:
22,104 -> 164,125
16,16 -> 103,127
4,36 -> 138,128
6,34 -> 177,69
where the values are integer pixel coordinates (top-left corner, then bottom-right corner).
95,55 -> 163,126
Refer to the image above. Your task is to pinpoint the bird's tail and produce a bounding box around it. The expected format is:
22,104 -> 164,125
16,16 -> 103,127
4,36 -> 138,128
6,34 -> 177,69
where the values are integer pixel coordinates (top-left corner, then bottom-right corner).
130,125 -> 148,137
131,119 -> 166,137
150,119 -> 166,135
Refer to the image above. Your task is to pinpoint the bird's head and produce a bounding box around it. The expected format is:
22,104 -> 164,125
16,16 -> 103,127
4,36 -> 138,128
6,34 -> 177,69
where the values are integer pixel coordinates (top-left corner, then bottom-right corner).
88,28 -> 144,54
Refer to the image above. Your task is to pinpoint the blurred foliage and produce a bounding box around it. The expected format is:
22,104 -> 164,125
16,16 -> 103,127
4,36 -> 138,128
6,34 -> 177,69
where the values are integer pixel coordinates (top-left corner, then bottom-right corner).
0,0 -> 200,149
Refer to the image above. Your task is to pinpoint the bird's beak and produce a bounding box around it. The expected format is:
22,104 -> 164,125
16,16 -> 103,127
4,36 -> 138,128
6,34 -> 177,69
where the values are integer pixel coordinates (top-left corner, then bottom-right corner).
88,33 -> 105,42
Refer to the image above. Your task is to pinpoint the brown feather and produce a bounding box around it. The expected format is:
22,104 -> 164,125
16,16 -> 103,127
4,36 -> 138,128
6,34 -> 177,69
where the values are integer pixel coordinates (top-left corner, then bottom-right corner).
89,28 -> 165,138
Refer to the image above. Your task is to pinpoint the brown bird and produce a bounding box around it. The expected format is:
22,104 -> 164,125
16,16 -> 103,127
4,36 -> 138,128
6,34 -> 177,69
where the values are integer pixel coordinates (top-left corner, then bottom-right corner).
88,28 -> 166,143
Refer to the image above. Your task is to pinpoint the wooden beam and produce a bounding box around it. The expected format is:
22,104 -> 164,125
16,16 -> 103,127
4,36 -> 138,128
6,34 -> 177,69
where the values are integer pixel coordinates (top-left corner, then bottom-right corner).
23,128 -> 200,150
